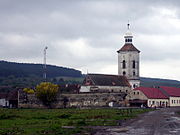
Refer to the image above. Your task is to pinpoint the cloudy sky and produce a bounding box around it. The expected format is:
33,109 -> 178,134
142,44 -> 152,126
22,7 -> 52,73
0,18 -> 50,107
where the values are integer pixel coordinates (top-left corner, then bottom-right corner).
0,0 -> 180,80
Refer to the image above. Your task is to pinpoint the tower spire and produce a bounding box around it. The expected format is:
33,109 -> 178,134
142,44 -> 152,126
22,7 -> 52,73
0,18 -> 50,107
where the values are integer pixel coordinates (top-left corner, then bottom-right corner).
124,22 -> 133,44
127,20 -> 130,30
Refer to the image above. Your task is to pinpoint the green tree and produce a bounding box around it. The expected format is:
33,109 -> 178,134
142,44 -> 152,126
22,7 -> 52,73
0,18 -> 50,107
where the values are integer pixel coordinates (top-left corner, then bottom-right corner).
36,82 -> 59,108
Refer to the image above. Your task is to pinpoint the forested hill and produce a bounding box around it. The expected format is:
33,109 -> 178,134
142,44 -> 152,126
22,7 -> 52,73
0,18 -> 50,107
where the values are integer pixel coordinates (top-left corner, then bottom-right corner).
140,77 -> 180,88
0,61 -> 82,78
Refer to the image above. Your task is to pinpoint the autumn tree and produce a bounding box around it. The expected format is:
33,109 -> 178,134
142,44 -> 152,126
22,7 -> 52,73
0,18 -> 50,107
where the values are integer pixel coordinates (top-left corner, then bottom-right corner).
23,88 -> 35,94
36,82 -> 59,108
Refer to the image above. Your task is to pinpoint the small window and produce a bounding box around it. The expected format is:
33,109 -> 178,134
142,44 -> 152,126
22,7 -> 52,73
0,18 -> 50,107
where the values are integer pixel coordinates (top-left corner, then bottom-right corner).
134,92 -> 136,95
133,60 -> 136,68
172,100 -> 173,104
133,71 -> 136,76
126,90 -> 128,93
122,60 -> 126,69
137,92 -> 139,95
133,84 -> 136,88
123,71 -> 126,76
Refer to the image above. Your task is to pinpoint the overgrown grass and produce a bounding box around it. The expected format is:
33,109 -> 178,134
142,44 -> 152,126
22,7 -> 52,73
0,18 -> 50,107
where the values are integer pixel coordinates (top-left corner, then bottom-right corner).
0,108 -> 153,135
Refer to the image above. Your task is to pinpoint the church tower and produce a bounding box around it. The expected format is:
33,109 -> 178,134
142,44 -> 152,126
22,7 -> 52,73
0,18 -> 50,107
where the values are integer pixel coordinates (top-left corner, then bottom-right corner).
117,23 -> 140,89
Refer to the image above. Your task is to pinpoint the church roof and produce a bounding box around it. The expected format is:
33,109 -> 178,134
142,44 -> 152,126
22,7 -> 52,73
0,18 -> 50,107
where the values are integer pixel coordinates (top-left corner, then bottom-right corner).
83,74 -> 131,87
117,44 -> 140,53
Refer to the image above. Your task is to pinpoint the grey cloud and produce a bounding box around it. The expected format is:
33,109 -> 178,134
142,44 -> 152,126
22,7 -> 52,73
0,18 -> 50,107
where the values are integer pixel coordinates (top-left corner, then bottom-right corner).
0,0 -> 180,79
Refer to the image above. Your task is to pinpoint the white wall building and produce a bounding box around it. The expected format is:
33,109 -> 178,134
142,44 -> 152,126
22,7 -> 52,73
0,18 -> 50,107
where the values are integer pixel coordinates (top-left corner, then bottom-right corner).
0,93 -> 9,107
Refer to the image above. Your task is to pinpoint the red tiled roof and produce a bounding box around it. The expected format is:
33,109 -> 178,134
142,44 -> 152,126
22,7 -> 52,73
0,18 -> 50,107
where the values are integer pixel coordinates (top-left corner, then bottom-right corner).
134,87 -> 168,99
160,86 -> 180,97
117,44 -> 140,53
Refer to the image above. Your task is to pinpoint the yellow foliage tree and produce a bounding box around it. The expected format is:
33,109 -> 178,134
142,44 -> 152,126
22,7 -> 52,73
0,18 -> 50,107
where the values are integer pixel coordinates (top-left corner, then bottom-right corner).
36,82 -> 59,107
23,88 -> 35,94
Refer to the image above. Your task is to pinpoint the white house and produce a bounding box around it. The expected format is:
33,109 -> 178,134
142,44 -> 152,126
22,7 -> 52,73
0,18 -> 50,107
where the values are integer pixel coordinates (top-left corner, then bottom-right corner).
0,93 -> 9,107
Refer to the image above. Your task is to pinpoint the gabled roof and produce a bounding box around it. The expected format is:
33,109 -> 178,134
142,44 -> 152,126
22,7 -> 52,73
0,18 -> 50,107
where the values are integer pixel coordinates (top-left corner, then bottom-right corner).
160,86 -> 180,97
134,87 -> 168,99
117,44 -> 140,53
83,74 -> 131,87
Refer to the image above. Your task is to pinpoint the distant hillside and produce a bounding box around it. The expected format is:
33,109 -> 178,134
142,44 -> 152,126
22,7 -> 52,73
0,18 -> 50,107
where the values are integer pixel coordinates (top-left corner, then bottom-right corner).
0,61 -> 82,78
140,77 -> 180,88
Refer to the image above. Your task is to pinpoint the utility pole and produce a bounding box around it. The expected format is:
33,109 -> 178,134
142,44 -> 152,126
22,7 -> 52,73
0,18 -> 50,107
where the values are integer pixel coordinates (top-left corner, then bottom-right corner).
43,46 -> 48,82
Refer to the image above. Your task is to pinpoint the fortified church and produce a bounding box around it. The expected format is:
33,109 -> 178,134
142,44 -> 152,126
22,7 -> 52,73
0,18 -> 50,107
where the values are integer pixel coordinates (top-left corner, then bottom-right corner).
80,23 -> 140,93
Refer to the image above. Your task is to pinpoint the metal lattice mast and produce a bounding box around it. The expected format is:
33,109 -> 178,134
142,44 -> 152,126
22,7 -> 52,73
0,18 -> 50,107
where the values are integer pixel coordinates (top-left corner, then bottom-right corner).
43,46 -> 48,81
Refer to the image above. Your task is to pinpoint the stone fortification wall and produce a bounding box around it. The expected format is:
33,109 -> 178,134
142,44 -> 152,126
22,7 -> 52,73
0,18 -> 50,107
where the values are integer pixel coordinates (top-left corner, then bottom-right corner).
19,92 -> 127,108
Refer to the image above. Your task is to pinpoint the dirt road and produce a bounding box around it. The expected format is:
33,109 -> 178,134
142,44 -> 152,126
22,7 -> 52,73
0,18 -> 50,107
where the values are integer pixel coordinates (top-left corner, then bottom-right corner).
94,108 -> 180,135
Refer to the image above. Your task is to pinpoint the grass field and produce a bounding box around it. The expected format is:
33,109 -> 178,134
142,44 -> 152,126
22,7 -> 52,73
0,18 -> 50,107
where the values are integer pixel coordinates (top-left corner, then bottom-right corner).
0,108 -> 153,135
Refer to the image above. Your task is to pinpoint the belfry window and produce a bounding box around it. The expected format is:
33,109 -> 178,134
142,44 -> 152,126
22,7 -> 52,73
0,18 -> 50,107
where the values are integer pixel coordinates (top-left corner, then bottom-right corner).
122,60 -> 126,69
133,60 -> 136,68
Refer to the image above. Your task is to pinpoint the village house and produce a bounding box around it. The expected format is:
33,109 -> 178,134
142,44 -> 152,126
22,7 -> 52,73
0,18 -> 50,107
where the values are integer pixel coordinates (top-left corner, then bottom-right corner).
0,93 -> 9,107
0,90 -> 18,108
127,86 -> 180,107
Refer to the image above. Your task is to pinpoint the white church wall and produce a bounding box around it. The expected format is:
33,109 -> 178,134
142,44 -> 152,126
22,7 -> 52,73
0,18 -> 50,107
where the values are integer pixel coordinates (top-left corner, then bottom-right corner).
80,85 -> 131,93
80,86 -> 90,92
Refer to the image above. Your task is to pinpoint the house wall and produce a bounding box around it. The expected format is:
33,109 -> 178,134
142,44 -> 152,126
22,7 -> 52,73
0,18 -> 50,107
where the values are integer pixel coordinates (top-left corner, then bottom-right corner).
169,97 -> 180,107
0,98 -> 9,107
147,99 -> 169,107
126,90 -> 147,100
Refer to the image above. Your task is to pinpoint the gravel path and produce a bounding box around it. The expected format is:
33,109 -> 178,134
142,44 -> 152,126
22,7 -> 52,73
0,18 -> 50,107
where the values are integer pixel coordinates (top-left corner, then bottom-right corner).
94,107 -> 180,135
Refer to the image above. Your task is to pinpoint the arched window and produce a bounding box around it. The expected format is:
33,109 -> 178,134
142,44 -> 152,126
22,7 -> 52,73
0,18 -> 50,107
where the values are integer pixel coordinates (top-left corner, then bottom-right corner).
133,84 -> 136,88
123,71 -> 126,76
133,60 -> 136,68
122,60 -> 126,69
